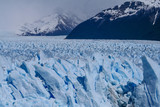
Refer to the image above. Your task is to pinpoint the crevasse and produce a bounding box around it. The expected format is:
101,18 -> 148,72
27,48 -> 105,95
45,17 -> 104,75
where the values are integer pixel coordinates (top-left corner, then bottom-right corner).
0,51 -> 153,107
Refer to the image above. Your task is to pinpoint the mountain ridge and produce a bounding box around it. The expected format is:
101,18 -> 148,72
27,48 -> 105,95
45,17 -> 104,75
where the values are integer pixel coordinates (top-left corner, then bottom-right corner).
19,12 -> 82,36
66,1 -> 160,40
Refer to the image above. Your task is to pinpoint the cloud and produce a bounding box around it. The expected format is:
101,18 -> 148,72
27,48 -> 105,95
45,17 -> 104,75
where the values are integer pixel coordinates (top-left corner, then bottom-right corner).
0,0 -> 126,32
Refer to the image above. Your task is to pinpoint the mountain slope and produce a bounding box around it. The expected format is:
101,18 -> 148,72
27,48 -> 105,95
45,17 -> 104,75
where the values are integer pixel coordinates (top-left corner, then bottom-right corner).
66,1 -> 160,40
19,13 -> 82,36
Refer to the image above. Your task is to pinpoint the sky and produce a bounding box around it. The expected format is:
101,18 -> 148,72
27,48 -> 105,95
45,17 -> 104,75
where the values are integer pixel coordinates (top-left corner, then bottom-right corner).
0,0 -> 126,33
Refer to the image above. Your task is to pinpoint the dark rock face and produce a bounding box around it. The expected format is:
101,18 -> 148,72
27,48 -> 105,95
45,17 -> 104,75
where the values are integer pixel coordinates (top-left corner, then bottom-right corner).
66,1 -> 160,40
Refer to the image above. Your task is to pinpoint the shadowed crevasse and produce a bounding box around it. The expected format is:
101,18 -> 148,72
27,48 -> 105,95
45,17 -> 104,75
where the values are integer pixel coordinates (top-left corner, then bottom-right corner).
133,56 -> 159,107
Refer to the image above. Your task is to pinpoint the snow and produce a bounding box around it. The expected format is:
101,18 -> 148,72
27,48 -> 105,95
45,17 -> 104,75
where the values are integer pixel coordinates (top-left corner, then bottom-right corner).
0,36 -> 159,106
139,0 -> 160,7
19,14 -> 59,35
92,1 -> 160,23
18,12 -> 82,36
153,11 -> 159,25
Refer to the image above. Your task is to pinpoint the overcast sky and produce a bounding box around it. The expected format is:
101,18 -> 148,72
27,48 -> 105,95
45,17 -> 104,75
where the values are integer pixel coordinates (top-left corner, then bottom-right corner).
0,0 -> 126,33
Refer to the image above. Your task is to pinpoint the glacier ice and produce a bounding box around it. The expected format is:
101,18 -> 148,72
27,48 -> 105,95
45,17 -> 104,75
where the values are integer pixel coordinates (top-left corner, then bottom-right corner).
0,38 -> 160,66
0,38 -> 159,106
0,51 -> 147,107
132,56 -> 160,107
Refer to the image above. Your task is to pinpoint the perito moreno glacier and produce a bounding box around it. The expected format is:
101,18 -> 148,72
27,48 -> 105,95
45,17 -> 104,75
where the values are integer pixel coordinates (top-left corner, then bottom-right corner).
0,36 -> 160,107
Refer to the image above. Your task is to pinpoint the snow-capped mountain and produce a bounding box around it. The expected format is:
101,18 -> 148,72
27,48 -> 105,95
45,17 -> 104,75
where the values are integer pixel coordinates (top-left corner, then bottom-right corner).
140,0 -> 160,7
19,12 -> 82,36
66,0 -> 160,40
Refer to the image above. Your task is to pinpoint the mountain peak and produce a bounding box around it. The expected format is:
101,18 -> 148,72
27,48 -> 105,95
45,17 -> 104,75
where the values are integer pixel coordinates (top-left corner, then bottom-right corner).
19,12 -> 82,36
138,0 -> 160,7
92,1 -> 147,22
66,0 -> 160,40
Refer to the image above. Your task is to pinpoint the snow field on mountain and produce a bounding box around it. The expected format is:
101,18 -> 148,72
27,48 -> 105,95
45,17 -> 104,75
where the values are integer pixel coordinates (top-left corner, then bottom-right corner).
19,12 -> 82,36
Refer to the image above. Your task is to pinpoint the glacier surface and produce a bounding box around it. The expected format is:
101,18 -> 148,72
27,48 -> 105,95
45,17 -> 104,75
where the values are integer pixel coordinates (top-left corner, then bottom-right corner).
0,37 -> 160,107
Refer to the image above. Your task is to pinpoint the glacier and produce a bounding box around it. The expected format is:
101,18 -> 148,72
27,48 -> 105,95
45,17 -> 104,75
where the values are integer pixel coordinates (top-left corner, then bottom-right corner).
0,37 -> 160,107
133,56 -> 160,107
0,51 -> 143,107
